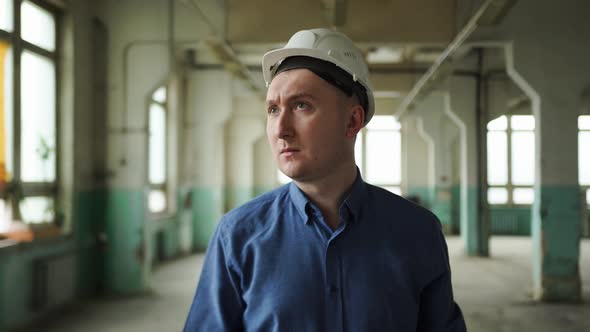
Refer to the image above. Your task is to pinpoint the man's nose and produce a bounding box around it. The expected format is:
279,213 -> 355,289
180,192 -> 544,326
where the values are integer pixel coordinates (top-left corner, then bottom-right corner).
275,109 -> 294,139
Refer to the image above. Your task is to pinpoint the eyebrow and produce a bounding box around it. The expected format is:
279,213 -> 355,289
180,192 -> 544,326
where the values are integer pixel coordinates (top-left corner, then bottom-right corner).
266,93 -> 318,106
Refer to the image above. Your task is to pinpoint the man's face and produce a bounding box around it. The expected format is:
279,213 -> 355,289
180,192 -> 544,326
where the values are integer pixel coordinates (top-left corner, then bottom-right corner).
265,68 -> 361,183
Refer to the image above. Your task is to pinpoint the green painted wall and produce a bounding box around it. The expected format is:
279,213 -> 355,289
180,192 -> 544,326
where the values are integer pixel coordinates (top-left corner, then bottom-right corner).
405,185 -> 455,233
0,239 -> 77,330
451,185 -> 460,232
103,189 -> 146,293
431,187 -> 453,234
0,189 -> 106,330
149,189 -> 194,263
405,185 -> 457,234
192,187 -> 223,250
176,188 -> 194,256
0,261 -> 3,328
75,190 -> 108,297
160,218 -> 181,260
464,186 -> 485,255
405,186 -> 432,208
409,185 -> 532,237
152,185 -> 271,258
532,185 -> 582,301
0,168 -> 278,329
253,186 -> 275,198
225,186 -> 254,212
490,206 -> 531,235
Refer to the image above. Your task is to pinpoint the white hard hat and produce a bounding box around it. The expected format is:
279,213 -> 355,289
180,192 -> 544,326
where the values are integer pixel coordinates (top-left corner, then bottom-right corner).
262,28 -> 375,125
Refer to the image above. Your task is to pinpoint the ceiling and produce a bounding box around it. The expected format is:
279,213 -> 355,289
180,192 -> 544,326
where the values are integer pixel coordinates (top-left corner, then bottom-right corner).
226,0 -> 457,45
225,0 -> 458,68
184,0 -> 474,98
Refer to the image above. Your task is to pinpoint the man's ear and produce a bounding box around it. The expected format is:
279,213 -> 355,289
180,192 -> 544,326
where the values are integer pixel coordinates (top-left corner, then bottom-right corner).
346,104 -> 365,138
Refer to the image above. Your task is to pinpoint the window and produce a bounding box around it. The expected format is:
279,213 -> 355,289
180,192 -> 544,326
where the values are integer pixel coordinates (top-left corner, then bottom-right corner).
148,86 -> 167,213
277,168 -> 290,185
487,115 -> 535,205
579,115 -> 590,205
0,0 -> 59,231
356,115 -> 402,195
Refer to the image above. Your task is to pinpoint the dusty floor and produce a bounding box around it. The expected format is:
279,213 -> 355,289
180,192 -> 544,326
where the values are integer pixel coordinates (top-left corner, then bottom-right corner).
450,237 -> 590,332
16,236 -> 590,332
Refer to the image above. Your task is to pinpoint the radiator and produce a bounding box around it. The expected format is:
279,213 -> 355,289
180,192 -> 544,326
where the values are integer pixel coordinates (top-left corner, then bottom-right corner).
32,254 -> 76,311
491,214 -> 519,234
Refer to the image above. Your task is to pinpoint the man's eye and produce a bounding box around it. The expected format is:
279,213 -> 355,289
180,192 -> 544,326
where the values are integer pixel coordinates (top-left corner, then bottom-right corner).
268,106 -> 279,115
295,102 -> 308,110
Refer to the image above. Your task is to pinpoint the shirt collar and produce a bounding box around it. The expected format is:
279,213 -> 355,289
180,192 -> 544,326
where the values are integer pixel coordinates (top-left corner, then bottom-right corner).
339,169 -> 368,224
289,181 -> 312,224
288,169 -> 368,225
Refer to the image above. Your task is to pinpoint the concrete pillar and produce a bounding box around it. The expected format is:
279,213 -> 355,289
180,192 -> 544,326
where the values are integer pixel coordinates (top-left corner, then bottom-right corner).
415,94 -> 460,233
183,70 -> 233,250
225,112 -> 265,211
224,78 -> 266,211
100,0 -> 188,292
445,76 -> 489,255
401,115 -> 432,208
106,40 -> 169,292
69,0 -> 111,298
492,0 -> 590,301
253,135 -> 276,196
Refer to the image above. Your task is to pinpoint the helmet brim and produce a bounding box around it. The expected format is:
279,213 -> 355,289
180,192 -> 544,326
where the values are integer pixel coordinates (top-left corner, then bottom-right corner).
262,48 -> 375,125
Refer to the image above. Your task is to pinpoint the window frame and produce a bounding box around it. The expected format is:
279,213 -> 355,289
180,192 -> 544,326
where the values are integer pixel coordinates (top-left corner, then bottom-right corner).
147,85 -> 169,215
487,115 -> 535,206
579,115 -> 590,206
0,0 -> 61,226
357,115 -> 402,195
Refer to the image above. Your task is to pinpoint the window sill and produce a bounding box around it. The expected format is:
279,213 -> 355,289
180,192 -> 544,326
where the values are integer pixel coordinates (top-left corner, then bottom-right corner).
489,204 -> 533,208
0,232 -> 73,256
0,238 -> 20,249
0,222 -> 64,246
147,212 -> 177,233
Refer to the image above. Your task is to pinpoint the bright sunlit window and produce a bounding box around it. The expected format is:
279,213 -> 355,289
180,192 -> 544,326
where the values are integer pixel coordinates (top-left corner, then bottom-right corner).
0,1 -> 59,231
277,169 -> 291,185
21,50 -> 56,182
356,115 -> 402,195
0,0 -> 13,32
21,1 -> 56,52
487,115 -> 535,205
149,86 -> 167,213
579,115 -> 590,205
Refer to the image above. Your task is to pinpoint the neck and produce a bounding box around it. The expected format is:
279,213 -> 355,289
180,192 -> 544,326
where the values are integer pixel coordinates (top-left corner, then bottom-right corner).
294,162 -> 357,230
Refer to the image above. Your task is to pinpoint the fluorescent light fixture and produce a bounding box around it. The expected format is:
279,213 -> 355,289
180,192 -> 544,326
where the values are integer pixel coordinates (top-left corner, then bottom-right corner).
367,47 -> 402,64
373,91 -> 401,98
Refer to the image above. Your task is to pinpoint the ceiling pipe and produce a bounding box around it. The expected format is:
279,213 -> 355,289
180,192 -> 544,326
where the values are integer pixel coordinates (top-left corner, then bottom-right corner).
181,0 -> 265,96
205,39 -> 265,96
320,0 -> 348,27
394,0 -> 517,119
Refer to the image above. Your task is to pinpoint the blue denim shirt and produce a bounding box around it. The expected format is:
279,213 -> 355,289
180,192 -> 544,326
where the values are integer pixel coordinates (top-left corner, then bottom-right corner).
184,174 -> 466,331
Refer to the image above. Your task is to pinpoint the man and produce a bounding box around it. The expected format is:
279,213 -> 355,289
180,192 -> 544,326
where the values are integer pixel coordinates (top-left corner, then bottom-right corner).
184,28 -> 466,331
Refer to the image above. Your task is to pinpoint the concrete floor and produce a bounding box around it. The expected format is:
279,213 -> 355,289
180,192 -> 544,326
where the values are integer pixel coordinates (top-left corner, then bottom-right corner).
17,236 -> 590,332
451,237 -> 590,332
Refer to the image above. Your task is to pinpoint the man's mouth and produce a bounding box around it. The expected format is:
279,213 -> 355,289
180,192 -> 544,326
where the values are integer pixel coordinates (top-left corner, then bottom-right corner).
280,148 -> 300,155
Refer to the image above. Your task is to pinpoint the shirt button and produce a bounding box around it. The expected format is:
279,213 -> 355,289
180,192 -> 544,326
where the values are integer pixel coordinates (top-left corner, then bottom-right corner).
329,285 -> 338,294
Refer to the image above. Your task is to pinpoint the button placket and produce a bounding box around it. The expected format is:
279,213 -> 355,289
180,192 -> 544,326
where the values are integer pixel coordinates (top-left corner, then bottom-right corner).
324,238 -> 344,331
